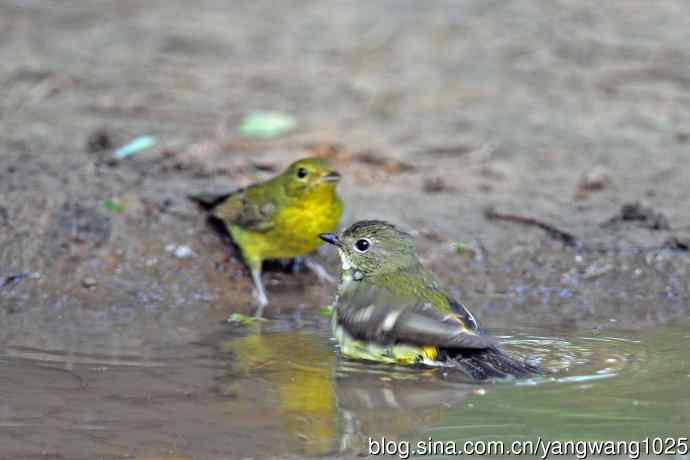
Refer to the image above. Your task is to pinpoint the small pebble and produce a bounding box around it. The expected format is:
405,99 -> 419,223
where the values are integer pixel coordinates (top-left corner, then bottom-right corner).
174,245 -> 194,259
583,262 -> 613,279
576,165 -> 611,198
82,277 -> 97,288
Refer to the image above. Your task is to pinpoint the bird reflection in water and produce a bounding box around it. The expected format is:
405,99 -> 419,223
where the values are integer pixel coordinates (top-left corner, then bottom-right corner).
213,327 -> 476,456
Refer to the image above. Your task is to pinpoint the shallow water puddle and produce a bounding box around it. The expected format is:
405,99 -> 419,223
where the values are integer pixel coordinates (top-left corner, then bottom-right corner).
1,317 -> 689,458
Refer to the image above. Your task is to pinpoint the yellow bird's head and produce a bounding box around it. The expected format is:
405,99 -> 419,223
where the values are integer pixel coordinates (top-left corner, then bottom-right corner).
281,158 -> 341,197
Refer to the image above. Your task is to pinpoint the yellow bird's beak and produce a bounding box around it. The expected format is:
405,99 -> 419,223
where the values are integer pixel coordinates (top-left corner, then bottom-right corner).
321,171 -> 341,182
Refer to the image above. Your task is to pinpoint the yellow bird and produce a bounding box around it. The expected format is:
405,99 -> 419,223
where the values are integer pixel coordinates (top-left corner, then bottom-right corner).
198,158 -> 343,317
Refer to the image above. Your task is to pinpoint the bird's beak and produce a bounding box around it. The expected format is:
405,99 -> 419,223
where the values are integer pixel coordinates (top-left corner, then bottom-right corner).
322,171 -> 341,182
319,232 -> 342,247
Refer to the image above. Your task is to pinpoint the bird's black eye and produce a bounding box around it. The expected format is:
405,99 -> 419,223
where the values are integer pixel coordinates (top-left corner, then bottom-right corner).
297,167 -> 308,178
354,239 -> 370,253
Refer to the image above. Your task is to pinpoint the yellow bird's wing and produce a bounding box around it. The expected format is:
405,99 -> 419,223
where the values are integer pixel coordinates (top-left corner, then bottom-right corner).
335,280 -> 497,350
212,184 -> 278,232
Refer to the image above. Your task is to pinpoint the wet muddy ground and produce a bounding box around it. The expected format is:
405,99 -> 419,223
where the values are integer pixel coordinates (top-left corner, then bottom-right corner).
1,1 -> 690,459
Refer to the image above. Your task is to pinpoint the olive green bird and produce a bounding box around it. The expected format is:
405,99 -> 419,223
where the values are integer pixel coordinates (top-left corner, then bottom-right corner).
193,158 -> 343,318
319,220 -> 542,380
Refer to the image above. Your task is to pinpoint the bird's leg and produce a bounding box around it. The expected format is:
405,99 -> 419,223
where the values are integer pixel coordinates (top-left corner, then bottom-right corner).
291,256 -> 306,274
276,257 -> 296,271
249,263 -> 268,318
304,257 -> 335,284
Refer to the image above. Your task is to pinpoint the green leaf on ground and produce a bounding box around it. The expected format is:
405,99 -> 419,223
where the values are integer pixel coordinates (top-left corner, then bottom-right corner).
226,312 -> 266,325
103,199 -> 126,213
239,111 -> 296,138
113,135 -> 157,159
453,241 -> 467,253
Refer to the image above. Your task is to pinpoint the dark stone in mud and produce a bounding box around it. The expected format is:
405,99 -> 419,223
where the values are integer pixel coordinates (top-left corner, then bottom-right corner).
86,128 -> 114,153
10,67 -> 54,83
0,273 -> 41,307
675,131 -> 689,143
665,236 -> 690,251
421,144 -> 477,157
603,202 -> 671,231
423,176 -> 453,193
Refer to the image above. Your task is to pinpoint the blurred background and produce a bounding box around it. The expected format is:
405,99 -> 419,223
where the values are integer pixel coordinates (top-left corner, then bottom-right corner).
1,1 -> 689,459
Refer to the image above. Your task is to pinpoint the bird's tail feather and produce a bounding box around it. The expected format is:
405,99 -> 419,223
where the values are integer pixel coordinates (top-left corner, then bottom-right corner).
187,193 -> 237,245
450,347 -> 543,381
187,192 -> 232,210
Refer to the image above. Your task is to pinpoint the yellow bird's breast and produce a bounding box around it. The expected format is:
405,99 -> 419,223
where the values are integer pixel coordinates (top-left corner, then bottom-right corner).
273,191 -> 342,255
234,188 -> 342,262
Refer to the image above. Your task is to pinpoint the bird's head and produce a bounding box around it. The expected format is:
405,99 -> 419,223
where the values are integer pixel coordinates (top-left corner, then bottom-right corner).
320,220 -> 418,277
282,158 -> 341,197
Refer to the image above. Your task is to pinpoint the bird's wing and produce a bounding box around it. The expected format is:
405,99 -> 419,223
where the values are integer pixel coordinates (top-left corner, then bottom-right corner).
414,269 -> 481,332
212,184 -> 277,232
336,282 -> 497,349
446,297 -> 480,331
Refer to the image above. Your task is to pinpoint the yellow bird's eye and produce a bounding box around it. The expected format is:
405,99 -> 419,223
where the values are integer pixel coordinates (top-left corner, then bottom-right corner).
354,238 -> 370,253
296,167 -> 308,178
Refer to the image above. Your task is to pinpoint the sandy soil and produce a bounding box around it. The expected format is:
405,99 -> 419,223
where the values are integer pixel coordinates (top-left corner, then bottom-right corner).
3,1 -> 689,330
